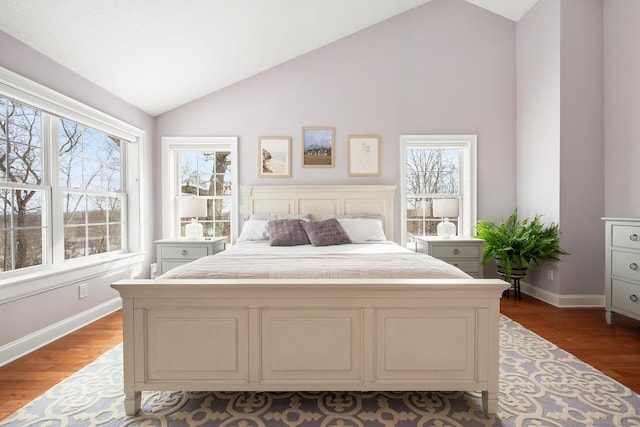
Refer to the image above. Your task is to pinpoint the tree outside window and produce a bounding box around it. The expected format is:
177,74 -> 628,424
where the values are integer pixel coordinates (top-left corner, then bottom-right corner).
406,147 -> 460,238
0,98 -> 45,271
60,120 -> 123,260
0,94 -> 127,272
179,150 -> 232,241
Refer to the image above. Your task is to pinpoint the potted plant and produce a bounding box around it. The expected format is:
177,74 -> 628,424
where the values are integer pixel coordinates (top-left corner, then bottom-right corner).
474,209 -> 569,283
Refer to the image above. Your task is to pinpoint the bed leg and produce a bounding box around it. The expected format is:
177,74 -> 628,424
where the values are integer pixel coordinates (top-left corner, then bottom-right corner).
482,390 -> 497,414
124,391 -> 141,416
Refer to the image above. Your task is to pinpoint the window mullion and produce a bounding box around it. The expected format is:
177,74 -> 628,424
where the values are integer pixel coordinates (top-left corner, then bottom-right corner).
48,115 -> 64,265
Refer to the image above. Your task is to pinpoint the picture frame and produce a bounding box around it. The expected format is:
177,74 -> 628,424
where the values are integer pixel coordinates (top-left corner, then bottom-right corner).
258,136 -> 291,178
302,127 -> 334,168
347,135 -> 381,176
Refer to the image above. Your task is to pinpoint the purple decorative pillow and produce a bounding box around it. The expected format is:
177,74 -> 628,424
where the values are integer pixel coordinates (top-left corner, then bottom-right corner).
301,218 -> 352,246
267,219 -> 310,246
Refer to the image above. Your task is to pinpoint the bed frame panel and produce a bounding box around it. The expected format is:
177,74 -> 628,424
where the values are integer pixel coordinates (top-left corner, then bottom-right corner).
112,185 -> 509,416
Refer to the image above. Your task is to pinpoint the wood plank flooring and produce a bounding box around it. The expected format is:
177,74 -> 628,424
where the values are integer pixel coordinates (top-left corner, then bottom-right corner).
1,296 -> 640,421
0,310 -> 123,421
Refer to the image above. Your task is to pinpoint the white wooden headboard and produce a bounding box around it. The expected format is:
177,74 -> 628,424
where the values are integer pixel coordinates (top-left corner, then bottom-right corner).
240,185 -> 396,241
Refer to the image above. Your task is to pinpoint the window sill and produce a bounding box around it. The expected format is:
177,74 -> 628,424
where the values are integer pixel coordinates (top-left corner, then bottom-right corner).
0,251 -> 147,304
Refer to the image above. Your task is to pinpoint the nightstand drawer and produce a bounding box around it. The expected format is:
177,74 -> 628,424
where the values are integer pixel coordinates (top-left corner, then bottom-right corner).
160,245 -> 210,259
430,245 -> 480,259
611,250 -> 640,281
612,225 -> 640,250
159,260 -> 194,273
442,259 -> 480,274
611,279 -> 640,316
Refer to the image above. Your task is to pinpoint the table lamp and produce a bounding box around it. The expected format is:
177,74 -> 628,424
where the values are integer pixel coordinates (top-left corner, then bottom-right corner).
433,198 -> 459,238
180,197 -> 207,239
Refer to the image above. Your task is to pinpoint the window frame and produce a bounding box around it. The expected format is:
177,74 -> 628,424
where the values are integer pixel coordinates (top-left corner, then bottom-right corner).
400,135 -> 477,246
0,66 -> 144,301
161,136 -> 238,243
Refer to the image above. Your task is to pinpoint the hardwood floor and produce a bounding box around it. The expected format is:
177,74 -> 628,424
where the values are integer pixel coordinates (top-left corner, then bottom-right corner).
500,295 -> 640,394
0,310 -> 123,421
1,296 -> 640,421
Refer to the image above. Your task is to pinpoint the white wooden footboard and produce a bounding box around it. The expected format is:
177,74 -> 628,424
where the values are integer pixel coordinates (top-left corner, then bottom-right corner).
112,278 -> 509,416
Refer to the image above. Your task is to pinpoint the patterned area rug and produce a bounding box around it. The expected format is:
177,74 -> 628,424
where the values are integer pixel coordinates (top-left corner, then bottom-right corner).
2,316 -> 640,427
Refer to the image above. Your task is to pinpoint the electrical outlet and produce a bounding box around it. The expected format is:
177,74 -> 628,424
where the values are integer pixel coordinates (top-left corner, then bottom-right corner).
546,269 -> 554,280
79,283 -> 88,299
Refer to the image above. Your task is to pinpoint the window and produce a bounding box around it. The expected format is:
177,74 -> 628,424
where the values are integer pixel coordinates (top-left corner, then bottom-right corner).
0,67 -> 143,280
0,99 -> 45,271
161,137 -> 238,243
59,120 -> 124,259
400,135 -> 477,246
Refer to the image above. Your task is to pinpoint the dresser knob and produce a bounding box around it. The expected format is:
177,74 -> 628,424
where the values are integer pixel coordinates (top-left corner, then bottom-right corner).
631,263 -> 638,271
631,295 -> 639,303
453,249 -> 459,255
181,249 -> 188,256
631,234 -> 639,242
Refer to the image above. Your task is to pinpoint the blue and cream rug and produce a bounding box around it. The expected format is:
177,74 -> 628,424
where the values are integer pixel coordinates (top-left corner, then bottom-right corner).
2,316 -> 640,426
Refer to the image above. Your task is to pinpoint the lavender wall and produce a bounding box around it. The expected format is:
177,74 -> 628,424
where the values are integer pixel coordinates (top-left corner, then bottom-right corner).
603,0 -> 640,218
558,0 -> 604,297
155,0 -> 517,242
516,0 -> 561,224
516,0 -> 605,301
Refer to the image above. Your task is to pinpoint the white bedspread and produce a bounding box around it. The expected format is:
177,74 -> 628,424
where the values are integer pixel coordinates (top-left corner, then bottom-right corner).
158,241 -> 471,280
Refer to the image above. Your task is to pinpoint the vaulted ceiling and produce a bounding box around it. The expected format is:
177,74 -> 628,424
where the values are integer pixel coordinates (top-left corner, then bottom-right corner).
0,0 -> 537,116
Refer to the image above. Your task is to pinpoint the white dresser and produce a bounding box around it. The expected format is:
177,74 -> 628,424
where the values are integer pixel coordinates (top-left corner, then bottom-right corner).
603,218 -> 640,324
414,236 -> 484,278
155,238 -> 226,275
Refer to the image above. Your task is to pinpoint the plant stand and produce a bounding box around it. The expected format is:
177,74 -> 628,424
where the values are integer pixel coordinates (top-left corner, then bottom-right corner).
495,259 -> 527,300
502,277 -> 522,300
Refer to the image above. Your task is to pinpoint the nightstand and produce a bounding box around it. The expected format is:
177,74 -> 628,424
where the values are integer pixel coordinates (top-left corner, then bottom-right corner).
414,236 -> 484,278
155,238 -> 227,275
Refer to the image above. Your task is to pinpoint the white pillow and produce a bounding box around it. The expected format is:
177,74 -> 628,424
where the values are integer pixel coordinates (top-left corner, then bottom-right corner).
237,220 -> 269,241
336,218 -> 386,243
248,213 -> 311,221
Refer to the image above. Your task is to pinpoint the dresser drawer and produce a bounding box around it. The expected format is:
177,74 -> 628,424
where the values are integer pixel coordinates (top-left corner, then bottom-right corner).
611,250 -> 640,282
160,245 -> 210,259
612,225 -> 640,250
430,245 -> 480,259
611,279 -> 640,316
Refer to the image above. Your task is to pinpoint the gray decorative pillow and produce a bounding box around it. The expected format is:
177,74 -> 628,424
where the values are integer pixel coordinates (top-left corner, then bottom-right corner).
301,218 -> 352,246
267,219 -> 310,246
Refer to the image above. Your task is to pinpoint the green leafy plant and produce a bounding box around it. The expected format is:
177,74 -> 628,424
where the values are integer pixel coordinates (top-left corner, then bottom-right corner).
474,209 -> 569,282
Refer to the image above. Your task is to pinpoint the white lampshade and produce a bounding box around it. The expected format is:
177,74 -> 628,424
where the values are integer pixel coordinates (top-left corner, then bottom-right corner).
180,198 -> 207,240
432,198 -> 459,219
180,197 -> 207,219
433,198 -> 459,239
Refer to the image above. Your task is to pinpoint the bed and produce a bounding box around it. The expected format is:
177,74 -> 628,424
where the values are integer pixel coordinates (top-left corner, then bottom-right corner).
112,185 -> 509,416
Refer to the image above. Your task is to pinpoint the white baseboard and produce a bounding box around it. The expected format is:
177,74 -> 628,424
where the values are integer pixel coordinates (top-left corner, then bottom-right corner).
0,298 -> 122,367
520,281 -> 605,308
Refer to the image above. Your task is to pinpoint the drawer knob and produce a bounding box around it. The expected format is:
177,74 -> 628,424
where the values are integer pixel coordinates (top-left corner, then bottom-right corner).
453,249 -> 460,255
631,234 -> 639,242
181,249 -> 188,256
631,294 -> 639,303
631,263 -> 638,271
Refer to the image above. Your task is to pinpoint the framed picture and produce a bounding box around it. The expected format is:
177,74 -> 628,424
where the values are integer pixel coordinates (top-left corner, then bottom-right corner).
302,127 -> 334,167
347,135 -> 381,176
258,136 -> 291,178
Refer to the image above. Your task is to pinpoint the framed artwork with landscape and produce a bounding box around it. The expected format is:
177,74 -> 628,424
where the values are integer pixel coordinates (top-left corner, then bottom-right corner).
348,135 -> 381,176
302,127 -> 334,167
259,136 -> 291,178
